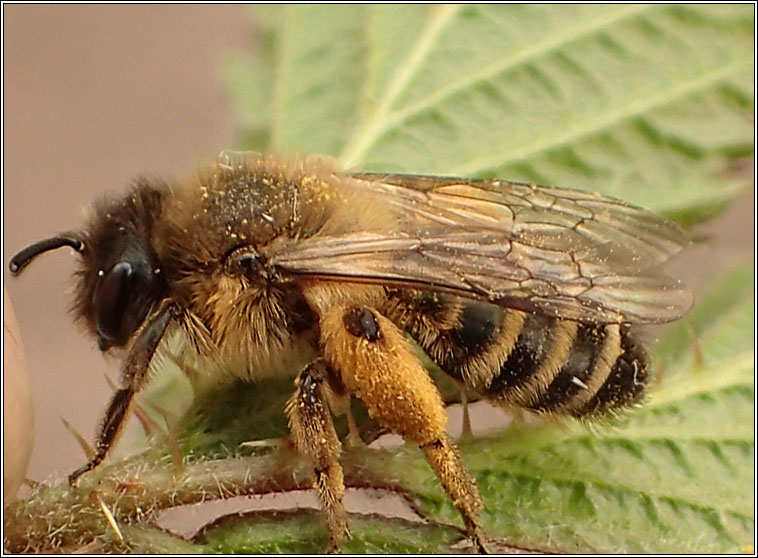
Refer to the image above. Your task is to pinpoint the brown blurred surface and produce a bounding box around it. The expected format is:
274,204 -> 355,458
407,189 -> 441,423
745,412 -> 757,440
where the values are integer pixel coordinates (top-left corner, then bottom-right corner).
3,6 -> 754,487
4,5 -> 250,481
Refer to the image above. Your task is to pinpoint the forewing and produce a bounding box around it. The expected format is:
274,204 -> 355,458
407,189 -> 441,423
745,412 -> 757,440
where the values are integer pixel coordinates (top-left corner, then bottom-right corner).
271,173 -> 692,324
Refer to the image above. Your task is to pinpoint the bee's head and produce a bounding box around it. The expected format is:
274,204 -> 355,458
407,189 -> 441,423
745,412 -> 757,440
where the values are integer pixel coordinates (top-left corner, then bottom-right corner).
9,180 -> 167,351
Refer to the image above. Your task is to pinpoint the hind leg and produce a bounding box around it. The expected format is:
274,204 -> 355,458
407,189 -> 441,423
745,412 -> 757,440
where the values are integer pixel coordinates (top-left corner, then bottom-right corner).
320,305 -> 487,552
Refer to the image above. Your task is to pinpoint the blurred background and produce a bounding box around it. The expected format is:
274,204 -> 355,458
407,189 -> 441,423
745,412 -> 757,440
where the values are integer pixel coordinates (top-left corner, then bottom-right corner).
3,5 -> 753,487
4,5 -> 252,482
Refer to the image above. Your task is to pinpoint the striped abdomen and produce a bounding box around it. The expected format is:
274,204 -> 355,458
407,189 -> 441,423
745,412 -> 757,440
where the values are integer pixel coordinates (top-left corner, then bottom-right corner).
385,290 -> 650,418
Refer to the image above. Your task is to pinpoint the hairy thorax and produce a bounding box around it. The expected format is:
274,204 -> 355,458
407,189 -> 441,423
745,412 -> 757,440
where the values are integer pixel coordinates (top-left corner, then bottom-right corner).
150,155 -> 337,381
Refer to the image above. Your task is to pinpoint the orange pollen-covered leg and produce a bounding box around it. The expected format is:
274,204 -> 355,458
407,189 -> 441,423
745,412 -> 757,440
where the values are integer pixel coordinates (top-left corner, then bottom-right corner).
320,305 -> 487,552
421,436 -> 486,552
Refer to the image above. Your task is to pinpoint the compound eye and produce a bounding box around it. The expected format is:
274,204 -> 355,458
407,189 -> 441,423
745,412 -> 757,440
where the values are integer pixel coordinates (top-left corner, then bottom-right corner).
93,261 -> 134,344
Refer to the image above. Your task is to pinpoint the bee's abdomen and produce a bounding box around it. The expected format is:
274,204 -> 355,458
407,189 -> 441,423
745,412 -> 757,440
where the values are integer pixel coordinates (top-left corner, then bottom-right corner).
386,291 -> 649,417
499,318 -> 650,417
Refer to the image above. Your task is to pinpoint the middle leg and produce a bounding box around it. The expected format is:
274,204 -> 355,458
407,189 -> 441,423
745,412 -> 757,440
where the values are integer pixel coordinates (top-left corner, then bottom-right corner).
285,359 -> 348,551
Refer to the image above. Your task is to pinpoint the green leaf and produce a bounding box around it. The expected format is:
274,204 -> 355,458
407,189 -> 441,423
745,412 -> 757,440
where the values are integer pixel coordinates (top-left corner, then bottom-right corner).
121,525 -> 213,554
265,5 -> 370,156
197,511 -> 465,554
222,52 -> 274,151
654,263 -> 754,368
226,4 -> 753,219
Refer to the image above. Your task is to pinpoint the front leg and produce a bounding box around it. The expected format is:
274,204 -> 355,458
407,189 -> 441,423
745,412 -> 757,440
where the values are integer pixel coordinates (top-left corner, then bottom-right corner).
285,360 -> 348,552
320,305 -> 488,553
68,306 -> 176,485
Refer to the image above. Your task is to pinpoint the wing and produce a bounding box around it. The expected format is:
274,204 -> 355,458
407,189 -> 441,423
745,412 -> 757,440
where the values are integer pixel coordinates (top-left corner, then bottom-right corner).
270,172 -> 692,324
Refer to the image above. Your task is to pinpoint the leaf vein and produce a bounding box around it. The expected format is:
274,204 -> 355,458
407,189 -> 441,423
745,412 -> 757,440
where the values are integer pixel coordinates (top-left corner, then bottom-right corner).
340,5 -> 462,166
451,56 -> 752,175
487,470 -> 752,519
341,4 -> 656,166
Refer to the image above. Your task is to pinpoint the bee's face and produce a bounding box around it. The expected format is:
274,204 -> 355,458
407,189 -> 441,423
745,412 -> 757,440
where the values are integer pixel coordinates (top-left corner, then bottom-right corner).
75,182 -> 168,351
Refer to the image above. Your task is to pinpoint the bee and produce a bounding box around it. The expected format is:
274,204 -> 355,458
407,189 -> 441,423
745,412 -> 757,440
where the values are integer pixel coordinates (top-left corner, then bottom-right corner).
9,151 -> 691,552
